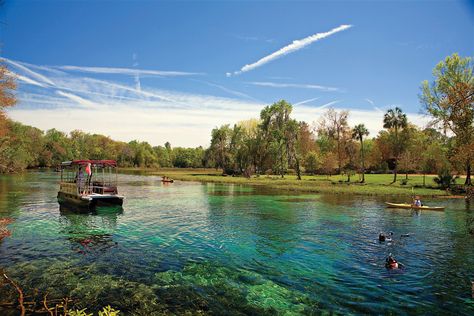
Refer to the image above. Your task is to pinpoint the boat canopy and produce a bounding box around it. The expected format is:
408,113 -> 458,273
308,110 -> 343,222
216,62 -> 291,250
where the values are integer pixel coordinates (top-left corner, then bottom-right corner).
61,160 -> 117,167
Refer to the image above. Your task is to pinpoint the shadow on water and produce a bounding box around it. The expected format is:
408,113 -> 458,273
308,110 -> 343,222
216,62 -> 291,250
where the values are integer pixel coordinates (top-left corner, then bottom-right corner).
59,205 -> 123,255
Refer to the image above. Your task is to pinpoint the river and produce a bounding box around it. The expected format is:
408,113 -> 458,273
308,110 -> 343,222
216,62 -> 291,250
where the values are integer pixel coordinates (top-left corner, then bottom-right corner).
0,171 -> 473,315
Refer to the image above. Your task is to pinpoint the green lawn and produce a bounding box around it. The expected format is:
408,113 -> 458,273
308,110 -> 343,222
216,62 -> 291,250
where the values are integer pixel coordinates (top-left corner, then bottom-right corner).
120,168 -> 453,197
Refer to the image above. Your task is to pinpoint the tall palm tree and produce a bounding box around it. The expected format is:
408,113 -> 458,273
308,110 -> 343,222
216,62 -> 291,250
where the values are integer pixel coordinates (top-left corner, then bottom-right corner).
352,124 -> 369,183
383,107 -> 408,183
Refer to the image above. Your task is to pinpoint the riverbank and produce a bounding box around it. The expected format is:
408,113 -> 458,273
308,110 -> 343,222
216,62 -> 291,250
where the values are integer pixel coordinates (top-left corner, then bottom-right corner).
119,168 -> 450,197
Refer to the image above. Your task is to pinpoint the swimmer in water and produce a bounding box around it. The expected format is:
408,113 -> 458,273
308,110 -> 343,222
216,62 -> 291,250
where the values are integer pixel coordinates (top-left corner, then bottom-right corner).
385,254 -> 399,269
379,231 -> 393,242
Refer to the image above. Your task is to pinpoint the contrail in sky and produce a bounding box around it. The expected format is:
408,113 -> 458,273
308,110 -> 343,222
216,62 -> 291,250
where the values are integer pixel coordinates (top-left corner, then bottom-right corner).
227,24 -> 352,76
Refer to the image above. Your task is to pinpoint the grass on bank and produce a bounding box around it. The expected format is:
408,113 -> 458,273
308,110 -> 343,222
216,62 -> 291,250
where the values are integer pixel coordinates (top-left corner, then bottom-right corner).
119,168 -> 452,197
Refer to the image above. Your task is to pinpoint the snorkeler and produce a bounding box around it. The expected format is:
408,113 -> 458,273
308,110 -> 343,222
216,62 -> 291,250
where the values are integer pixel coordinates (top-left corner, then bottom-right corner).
378,231 -> 393,242
385,253 -> 399,269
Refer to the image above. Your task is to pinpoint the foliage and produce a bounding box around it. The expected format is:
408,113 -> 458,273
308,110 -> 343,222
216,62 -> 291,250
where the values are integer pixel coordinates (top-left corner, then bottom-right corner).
68,309 -> 93,316
0,59 -> 17,137
98,305 -> 120,316
259,100 -> 294,178
0,119 -> 206,172
208,124 -> 233,172
317,108 -> 350,172
382,107 -> 410,183
304,151 -> 319,175
352,125 -> 369,179
433,168 -> 458,189
420,53 -> 474,185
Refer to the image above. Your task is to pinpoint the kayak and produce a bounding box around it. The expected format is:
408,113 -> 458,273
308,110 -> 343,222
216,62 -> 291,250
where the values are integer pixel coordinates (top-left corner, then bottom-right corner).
162,179 -> 174,183
385,202 -> 445,211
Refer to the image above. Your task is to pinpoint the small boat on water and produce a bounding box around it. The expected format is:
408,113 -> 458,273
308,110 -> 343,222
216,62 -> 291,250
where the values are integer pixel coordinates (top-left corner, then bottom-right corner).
385,202 -> 445,211
161,176 -> 174,183
58,160 -> 124,210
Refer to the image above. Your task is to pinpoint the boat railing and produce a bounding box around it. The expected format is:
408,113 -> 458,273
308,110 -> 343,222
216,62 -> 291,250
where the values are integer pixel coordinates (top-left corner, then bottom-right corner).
60,181 -> 118,196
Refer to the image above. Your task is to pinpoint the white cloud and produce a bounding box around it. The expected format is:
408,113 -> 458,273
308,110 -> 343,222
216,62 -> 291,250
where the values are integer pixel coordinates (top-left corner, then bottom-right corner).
314,100 -> 340,110
293,97 -> 320,106
229,24 -> 352,76
193,79 -> 261,102
57,65 -> 202,77
56,91 -> 97,108
7,71 -> 45,87
248,81 -> 340,92
365,98 -> 374,105
5,58 -> 57,86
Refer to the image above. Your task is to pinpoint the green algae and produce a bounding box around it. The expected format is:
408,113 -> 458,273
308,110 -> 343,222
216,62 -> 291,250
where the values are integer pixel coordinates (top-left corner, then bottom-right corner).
153,262 -> 317,315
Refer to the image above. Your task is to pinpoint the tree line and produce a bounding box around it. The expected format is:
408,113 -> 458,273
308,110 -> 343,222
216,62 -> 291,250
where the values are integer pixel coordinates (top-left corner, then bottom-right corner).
1,54 -> 472,186
0,122 -> 205,171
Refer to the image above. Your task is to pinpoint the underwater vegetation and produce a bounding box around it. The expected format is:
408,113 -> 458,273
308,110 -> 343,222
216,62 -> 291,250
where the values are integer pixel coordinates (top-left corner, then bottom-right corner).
0,258 -> 317,315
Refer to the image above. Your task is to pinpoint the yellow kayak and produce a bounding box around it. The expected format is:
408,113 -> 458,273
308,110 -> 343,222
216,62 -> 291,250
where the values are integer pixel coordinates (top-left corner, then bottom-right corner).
385,202 -> 445,211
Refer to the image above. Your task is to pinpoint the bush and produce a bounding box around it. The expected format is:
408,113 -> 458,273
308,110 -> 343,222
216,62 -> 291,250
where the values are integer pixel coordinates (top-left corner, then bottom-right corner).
433,169 -> 458,189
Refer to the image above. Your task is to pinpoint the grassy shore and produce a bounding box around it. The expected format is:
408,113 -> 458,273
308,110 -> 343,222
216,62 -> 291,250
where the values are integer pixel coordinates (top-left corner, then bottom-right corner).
119,168 -> 453,197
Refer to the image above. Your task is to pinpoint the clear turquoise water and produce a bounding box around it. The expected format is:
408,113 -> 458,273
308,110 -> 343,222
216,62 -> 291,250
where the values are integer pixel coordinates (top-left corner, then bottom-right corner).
0,171 -> 473,315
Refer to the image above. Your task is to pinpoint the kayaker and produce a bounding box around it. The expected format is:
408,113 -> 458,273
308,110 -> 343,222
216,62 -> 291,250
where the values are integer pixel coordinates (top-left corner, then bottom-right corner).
413,196 -> 422,207
385,253 -> 399,269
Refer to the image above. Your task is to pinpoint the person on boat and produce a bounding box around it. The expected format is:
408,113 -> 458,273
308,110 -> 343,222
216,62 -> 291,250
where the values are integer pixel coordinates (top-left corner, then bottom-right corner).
413,196 -> 422,207
83,163 -> 92,195
76,167 -> 84,194
385,253 -> 399,269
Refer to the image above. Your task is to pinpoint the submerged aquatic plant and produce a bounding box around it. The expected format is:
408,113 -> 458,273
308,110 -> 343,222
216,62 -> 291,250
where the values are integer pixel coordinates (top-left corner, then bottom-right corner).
0,271 -> 121,316
153,262 -> 317,315
1,257 -> 318,315
68,308 -> 93,316
68,305 -> 120,316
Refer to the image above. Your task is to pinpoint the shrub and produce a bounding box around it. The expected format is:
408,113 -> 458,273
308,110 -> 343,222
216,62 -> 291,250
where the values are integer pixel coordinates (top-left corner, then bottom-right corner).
433,169 -> 458,189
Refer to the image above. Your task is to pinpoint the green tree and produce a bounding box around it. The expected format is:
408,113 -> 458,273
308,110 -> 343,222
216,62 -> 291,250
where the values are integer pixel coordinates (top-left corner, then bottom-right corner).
208,124 -> 232,172
235,119 -> 260,177
42,129 -> 72,167
304,151 -> 319,175
420,53 -> 474,185
259,100 -> 295,178
153,145 -> 173,167
352,124 -> 369,183
383,107 -> 408,183
286,119 -> 302,180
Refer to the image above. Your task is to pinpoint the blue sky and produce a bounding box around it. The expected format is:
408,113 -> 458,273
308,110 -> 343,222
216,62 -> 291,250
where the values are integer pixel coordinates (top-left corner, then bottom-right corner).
1,0 -> 473,147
